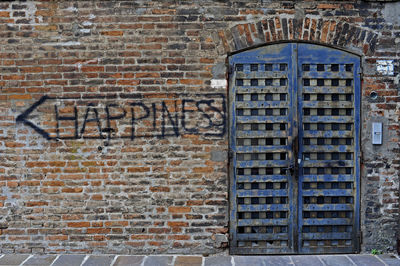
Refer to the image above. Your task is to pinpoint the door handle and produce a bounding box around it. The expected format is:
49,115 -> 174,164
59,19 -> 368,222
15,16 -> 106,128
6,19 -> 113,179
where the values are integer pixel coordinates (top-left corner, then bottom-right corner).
284,164 -> 295,176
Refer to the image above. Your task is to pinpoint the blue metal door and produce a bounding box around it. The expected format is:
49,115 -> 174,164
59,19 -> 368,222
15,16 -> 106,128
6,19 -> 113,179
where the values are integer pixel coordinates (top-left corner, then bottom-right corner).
229,43 -> 360,254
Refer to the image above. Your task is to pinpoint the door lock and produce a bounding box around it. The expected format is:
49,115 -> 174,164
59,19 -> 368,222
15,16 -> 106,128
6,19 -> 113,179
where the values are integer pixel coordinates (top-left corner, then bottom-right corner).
283,164 -> 296,176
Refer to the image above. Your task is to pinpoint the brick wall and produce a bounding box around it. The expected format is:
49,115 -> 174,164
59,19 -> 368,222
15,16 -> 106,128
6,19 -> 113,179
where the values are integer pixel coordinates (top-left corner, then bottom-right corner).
0,0 -> 398,254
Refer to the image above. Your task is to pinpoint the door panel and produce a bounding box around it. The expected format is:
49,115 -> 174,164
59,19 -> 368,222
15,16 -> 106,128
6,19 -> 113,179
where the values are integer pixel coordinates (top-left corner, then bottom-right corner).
229,43 -> 296,254
297,43 -> 360,253
230,43 -> 360,255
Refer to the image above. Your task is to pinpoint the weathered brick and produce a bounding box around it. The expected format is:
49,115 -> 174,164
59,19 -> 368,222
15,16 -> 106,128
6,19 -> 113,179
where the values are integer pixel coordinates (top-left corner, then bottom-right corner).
168,207 -> 191,213
101,31 -> 124,36
168,221 -> 189,227
42,181 -> 65,186
3,75 -> 25,80
0,11 -> 10,17
67,222 -> 90,228
61,187 -> 83,193
317,4 -> 340,9
26,201 -> 48,207
81,66 -> 104,72
35,25 -> 57,31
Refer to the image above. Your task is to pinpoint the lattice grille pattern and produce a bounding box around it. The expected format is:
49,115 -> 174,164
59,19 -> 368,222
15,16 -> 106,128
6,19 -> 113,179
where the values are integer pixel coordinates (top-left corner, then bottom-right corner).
231,44 -> 360,254
300,63 -> 356,250
235,63 -> 291,249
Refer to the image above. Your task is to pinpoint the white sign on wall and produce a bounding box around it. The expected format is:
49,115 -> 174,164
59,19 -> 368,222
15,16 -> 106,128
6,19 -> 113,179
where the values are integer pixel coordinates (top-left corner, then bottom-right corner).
376,60 -> 394,76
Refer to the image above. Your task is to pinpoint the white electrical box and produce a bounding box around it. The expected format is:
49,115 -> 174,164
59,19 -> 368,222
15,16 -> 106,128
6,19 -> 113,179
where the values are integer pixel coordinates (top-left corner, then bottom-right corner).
372,122 -> 382,145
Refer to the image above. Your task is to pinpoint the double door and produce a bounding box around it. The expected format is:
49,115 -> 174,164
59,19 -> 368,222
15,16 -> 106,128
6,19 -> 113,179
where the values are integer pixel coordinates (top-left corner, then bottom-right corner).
229,43 -> 360,254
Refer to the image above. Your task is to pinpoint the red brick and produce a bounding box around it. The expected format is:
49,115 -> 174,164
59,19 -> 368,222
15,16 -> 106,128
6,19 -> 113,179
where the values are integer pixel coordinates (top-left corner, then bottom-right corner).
180,79 -> 203,85
192,167 -> 213,173
87,228 -> 111,234
145,37 -> 168,43
168,235 -> 190,240
19,181 -> 40,186
91,194 -> 103,200
62,214 -> 84,220
162,58 -> 185,64
81,66 -> 104,72
101,31 -> 124,36
131,235 -> 153,240
47,235 -> 68,241
0,11 -> 10,17
167,221 -> 189,227
149,228 -> 170,234
42,181 -> 65,186
62,187 -> 83,193
318,4 -> 340,9
168,207 -> 191,213
35,25 -> 57,31
3,75 -> 25,80
49,161 -> 66,167
136,73 -> 160,78
149,186 -> 169,192
44,80 -> 68,85
117,79 -> 140,85
126,242 -> 145,247
127,167 -> 150,173
119,24 -> 142,29
20,67 -> 43,73
5,142 -> 26,147
187,200 -> 203,206
67,222 -> 90,228
35,10 -> 55,17
138,44 -> 162,50
26,201 -> 48,207
7,181 -> 19,188
148,241 -> 164,246
104,221 -> 129,227
26,161 -> 47,167
3,229 -> 25,235
199,58 -> 214,64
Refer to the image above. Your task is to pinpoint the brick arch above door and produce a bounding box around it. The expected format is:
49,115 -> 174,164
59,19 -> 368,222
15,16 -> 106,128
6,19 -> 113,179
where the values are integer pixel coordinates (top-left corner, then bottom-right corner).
215,17 -> 380,56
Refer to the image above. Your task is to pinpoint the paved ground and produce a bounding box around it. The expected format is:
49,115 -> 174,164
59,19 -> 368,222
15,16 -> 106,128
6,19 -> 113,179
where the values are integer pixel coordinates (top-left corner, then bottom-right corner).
0,253 -> 398,266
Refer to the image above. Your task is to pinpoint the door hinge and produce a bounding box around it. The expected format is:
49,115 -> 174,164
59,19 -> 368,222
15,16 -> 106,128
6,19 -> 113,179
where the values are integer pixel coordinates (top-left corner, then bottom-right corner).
228,149 -> 234,159
358,66 -> 363,79
228,65 -> 233,75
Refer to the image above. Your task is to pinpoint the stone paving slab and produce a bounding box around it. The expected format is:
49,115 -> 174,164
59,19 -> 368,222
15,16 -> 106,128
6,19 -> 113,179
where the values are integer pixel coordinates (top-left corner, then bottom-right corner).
234,256 -> 269,265
235,255 -> 292,266
204,256 -> 232,266
292,255 -> 324,266
175,256 -> 202,266
263,256 -> 292,266
377,254 -> 400,266
143,255 -> 173,266
113,255 -> 144,266
319,255 -> 354,266
348,254 -> 386,266
23,255 -> 57,266
52,255 -> 86,266
82,255 -> 115,266
0,254 -> 30,265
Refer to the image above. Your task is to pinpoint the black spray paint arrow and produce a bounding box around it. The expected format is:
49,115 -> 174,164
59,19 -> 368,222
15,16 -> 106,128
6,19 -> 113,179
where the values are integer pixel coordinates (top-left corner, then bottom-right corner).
16,95 -> 52,140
